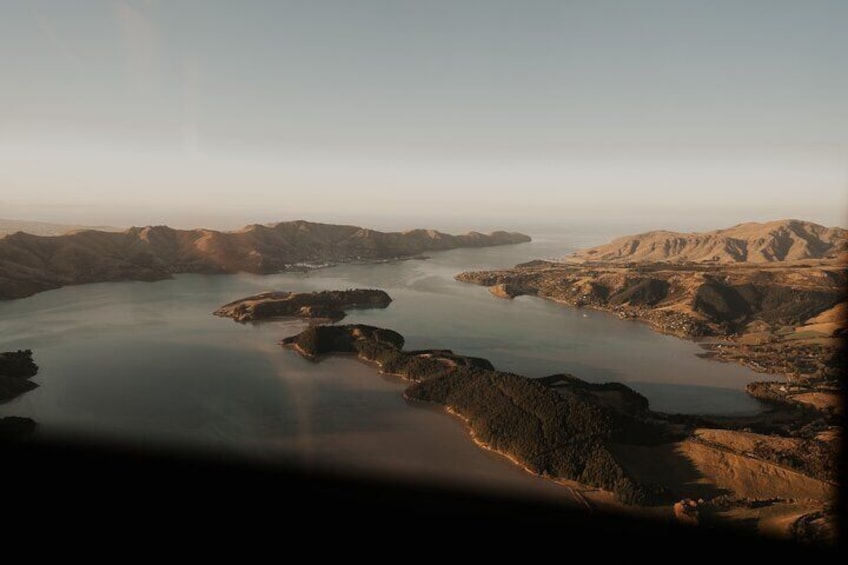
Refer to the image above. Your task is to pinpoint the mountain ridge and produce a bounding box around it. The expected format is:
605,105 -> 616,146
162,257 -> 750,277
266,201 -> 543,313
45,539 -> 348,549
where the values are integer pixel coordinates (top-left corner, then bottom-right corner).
0,220 -> 530,299
0,218 -> 121,238
569,220 -> 846,264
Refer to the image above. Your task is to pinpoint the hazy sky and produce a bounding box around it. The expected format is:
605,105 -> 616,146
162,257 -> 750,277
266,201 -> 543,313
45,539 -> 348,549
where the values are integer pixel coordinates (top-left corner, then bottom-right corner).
1,0 -> 846,231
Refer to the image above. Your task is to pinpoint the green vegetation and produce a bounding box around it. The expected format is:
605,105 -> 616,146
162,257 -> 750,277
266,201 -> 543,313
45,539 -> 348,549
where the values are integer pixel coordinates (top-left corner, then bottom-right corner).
282,324 -> 672,504
284,324 -> 404,358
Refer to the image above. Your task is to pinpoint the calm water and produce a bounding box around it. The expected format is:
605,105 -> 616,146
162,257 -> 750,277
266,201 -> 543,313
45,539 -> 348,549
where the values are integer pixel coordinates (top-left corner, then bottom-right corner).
0,231 -> 766,497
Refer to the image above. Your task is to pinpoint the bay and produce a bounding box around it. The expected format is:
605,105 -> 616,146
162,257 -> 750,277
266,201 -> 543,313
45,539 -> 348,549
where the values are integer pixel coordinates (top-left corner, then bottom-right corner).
0,230 -> 766,496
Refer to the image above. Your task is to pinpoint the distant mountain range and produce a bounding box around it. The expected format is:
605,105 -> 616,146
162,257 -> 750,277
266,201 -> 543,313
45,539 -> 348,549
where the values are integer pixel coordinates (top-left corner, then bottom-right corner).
0,218 -> 120,238
0,220 -> 530,299
569,220 -> 846,264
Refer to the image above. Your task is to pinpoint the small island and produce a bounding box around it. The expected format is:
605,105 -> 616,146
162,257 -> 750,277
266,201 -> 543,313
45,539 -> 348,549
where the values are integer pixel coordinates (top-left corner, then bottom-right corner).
215,289 -> 392,323
0,349 -> 39,403
0,349 -> 39,439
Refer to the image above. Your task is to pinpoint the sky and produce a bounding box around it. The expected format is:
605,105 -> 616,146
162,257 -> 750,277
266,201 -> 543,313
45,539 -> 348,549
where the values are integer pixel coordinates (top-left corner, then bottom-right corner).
1,0 -> 846,232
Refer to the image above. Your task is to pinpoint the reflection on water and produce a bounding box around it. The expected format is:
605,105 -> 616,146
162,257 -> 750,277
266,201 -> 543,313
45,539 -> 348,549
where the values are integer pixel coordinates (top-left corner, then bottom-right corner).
0,231 -> 766,495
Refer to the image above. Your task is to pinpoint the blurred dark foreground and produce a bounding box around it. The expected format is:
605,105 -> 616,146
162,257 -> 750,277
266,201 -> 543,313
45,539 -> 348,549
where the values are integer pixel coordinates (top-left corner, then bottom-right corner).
1,434 -> 842,556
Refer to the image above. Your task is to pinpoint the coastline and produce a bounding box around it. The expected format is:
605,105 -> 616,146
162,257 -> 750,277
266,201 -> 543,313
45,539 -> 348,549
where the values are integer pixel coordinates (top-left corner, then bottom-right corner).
282,337 -> 611,506
0,222 -> 531,300
279,324 -> 678,504
284,332 -> 629,506
275,322 -> 838,540
510,292 -> 792,379
435,402 -> 612,512
456,263 -> 845,413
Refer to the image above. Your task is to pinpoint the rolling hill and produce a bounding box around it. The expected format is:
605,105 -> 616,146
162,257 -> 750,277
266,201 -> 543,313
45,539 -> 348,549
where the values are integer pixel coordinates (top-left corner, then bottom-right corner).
569,220 -> 846,264
0,218 -> 119,238
0,220 -> 530,299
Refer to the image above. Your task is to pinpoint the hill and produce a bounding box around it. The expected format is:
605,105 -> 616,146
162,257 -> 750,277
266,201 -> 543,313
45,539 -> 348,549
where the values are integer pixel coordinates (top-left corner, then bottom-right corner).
458,261 -> 846,382
0,218 -> 120,238
214,289 -> 392,322
278,323 -> 837,536
0,220 -> 530,299
281,323 -> 670,504
569,220 -> 846,264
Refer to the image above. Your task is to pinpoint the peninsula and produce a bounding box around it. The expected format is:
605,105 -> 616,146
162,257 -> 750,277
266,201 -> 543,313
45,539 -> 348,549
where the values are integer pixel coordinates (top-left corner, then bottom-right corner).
0,220 -> 530,299
457,220 -> 846,411
282,323 -> 672,504
281,323 -> 837,541
569,220 -> 846,264
215,289 -> 392,323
